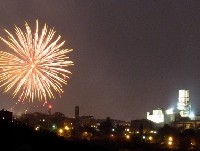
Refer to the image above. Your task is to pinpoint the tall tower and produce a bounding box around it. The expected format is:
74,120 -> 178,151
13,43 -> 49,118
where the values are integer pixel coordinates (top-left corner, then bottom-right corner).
177,90 -> 191,117
75,106 -> 79,119
75,106 -> 79,131
48,105 -> 52,115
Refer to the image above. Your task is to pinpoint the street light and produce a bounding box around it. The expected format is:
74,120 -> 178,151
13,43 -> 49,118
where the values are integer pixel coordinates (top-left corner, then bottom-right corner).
168,136 -> 173,146
65,126 -> 69,130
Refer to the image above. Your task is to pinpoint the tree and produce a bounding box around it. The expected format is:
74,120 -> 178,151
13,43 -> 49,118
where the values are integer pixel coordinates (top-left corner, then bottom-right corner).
99,117 -> 113,136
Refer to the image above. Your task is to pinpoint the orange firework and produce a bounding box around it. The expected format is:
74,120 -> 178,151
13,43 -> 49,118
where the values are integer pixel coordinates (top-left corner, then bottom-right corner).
0,20 -> 73,102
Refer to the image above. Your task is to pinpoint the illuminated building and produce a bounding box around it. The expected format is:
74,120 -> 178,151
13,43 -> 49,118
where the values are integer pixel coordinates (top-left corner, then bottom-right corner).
177,89 -> 191,117
147,108 -> 176,127
146,89 -> 193,130
147,108 -> 164,123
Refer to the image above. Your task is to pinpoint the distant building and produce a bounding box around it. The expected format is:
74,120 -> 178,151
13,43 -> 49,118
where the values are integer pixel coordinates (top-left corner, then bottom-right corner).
79,116 -> 96,127
177,89 -> 191,117
0,109 -> 13,122
147,108 -> 165,124
147,108 -> 176,127
74,106 -> 80,130
75,106 -> 79,119
131,119 -> 155,134
171,118 -> 200,131
147,89 -> 193,127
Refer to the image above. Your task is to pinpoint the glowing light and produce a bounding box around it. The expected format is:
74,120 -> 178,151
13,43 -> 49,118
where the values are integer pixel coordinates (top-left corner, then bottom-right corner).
65,126 -> 69,130
168,136 -> 173,141
126,135 -> 130,139
35,126 -> 40,131
190,113 -> 194,118
166,109 -> 173,114
168,136 -> 173,146
126,128 -> 130,132
0,20 -> 73,102
59,129 -> 63,133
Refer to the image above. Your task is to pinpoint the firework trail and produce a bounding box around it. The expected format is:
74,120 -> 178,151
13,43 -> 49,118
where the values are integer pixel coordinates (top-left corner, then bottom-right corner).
0,20 -> 73,102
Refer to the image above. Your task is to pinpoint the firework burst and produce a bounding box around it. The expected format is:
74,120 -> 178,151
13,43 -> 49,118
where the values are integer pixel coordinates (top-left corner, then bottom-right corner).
0,20 -> 73,102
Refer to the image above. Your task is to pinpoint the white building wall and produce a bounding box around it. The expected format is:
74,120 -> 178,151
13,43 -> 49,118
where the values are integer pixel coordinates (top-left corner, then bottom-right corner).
177,89 -> 191,117
147,109 -> 164,123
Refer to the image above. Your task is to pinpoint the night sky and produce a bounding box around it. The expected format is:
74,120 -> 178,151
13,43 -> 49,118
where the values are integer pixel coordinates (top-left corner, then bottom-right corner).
0,1 -> 200,122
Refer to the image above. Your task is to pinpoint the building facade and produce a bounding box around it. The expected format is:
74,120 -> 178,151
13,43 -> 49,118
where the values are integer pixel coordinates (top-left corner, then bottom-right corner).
0,109 -> 13,122
177,89 -> 191,117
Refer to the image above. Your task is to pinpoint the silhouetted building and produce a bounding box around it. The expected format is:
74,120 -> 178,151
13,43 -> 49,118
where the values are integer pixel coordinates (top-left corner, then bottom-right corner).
0,109 -> 13,122
131,119 -> 155,134
75,106 -> 79,119
80,116 -> 95,127
75,106 -> 80,130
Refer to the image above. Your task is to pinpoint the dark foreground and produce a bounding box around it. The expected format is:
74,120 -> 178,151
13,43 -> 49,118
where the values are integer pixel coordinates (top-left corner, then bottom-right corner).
0,121 -> 199,151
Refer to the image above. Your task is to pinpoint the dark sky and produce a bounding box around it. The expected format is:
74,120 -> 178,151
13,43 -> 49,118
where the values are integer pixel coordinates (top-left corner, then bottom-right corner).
0,0 -> 200,122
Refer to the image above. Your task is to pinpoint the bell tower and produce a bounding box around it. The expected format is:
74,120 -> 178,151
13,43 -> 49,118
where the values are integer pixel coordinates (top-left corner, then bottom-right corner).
177,90 -> 191,117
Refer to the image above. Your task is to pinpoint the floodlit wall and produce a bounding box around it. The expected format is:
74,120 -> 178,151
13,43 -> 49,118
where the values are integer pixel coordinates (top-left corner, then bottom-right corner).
147,109 -> 164,123
177,89 -> 190,117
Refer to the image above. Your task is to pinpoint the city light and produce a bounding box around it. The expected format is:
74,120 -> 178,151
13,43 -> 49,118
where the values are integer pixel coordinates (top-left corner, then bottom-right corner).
168,141 -> 172,145
35,126 -> 40,131
190,113 -> 195,119
58,129 -> 63,136
126,134 -> 130,140
65,126 -> 69,130
166,109 -> 173,114
168,136 -> 173,146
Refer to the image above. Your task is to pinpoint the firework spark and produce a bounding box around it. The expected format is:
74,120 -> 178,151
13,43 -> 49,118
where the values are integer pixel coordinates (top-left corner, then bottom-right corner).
0,20 -> 73,102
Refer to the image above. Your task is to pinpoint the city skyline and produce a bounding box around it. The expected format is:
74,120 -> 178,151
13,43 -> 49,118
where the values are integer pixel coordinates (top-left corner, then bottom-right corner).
0,1 -> 200,122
